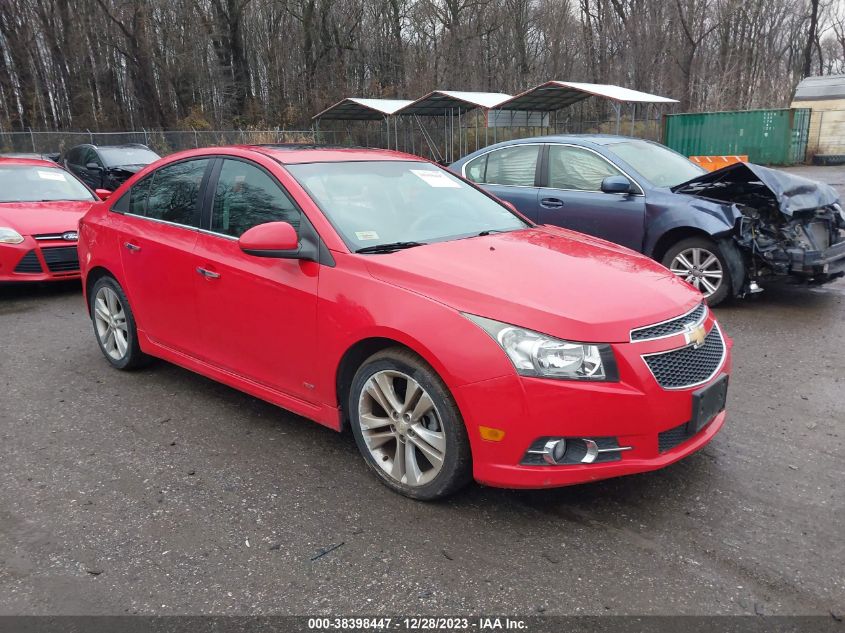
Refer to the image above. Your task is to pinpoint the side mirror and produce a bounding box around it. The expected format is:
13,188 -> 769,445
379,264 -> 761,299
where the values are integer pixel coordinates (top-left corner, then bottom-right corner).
601,176 -> 634,194
86,162 -> 103,171
239,221 -> 306,259
95,188 -> 112,201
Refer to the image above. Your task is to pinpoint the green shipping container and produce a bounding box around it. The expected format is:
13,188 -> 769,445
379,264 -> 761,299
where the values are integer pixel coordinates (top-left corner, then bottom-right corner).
664,108 -> 811,165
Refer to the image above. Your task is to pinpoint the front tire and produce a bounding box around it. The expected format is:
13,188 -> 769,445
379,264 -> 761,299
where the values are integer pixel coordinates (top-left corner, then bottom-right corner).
348,348 -> 472,500
89,276 -> 149,370
662,237 -> 731,306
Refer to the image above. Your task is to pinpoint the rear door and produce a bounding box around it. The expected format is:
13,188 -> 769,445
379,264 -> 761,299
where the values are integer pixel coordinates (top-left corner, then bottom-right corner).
110,157 -> 211,354
461,144 -> 542,222
538,144 -> 646,251
192,157 -> 320,402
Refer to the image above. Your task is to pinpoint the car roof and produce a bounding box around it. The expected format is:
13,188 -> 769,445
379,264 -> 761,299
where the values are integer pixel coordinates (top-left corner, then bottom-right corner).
0,156 -> 64,168
68,143 -> 152,150
241,144 -> 422,164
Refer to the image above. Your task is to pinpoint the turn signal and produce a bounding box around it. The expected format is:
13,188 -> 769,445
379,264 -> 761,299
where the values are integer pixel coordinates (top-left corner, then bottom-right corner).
479,426 -> 506,442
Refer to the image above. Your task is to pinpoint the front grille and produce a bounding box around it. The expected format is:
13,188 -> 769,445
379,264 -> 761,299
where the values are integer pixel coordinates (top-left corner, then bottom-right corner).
658,422 -> 695,452
643,325 -> 725,389
41,246 -> 79,272
631,303 -> 706,341
13,250 -> 43,273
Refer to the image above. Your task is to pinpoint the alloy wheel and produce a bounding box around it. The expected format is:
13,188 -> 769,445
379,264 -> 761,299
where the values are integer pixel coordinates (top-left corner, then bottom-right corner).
93,286 -> 129,360
357,370 -> 446,487
669,247 -> 723,297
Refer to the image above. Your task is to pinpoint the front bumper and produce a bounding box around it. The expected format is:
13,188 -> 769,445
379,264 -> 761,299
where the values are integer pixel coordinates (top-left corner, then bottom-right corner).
454,316 -> 732,489
781,237 -> 845,277
0,236 -> 81,282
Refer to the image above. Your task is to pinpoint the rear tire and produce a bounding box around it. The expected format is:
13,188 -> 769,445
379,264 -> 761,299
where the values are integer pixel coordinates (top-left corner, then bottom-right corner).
89,276 -> 150,370
662,237 -> 731,307
348,347 -> 472,500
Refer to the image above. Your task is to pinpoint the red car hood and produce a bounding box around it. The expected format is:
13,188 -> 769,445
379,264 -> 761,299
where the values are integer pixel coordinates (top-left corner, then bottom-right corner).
365,227 -> 702,343
0,200 -> 92,236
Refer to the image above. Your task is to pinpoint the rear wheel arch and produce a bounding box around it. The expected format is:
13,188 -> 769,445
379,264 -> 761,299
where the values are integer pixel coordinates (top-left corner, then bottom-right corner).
84,266 -> 116,315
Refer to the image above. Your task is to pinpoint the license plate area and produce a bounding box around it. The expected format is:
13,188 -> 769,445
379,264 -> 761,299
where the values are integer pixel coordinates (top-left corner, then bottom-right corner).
688,374 -> 728,434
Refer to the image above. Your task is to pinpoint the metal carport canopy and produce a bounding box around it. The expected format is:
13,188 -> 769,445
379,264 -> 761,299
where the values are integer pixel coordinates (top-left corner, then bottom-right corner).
396,91 -> 512,115
496,81 -> 679,111
312,98 -> 413,121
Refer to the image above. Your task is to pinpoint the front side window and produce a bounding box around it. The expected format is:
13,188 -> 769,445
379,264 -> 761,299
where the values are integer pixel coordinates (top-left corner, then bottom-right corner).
211,159 -> 301,238
0,165 -> 95,203
474,145 -> 539,187
83,148 -> 102,167
547,145 -> 623,191
287,160 -> 528,251
140,159 -> 209,226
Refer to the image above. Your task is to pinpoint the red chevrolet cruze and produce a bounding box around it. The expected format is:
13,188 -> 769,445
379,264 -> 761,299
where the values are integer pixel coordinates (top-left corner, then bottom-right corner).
0,156 -> 106,282
78,145 -> 731,499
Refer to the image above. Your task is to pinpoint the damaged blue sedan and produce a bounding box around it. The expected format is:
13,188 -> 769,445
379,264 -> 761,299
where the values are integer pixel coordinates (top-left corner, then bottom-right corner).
451,136 -> 845,306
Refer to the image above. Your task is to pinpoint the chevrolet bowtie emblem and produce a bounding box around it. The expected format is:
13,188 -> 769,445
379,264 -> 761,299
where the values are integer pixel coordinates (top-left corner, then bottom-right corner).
683,323 -> 707,349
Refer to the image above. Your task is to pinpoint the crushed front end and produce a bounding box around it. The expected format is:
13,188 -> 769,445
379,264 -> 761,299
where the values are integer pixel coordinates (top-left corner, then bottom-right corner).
674,162 -> 845,288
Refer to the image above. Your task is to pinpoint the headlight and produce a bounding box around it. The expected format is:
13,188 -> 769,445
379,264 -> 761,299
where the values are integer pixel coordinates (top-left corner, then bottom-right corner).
465,314 -> 617,381
0,227 -> 24,244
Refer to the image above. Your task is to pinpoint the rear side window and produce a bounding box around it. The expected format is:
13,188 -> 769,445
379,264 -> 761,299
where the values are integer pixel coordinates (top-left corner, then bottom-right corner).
464,155 -> 487,182
121,159 -> 208,227
476,145 -> 539,187
211,159 -> 300,238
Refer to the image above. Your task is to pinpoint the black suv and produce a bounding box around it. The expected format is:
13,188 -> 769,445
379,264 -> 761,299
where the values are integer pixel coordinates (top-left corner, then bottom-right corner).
63,144 -> 160,191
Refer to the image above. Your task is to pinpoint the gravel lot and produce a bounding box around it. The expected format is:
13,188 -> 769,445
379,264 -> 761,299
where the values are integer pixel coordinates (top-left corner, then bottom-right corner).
1,168 -> 843,617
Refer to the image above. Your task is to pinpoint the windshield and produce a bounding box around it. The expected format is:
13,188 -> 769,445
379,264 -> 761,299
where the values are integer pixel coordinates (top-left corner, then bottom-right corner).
287,161 -> 529,251
99,147 -> 159,167
606,140 -> 705,188
0,165 -> 95,202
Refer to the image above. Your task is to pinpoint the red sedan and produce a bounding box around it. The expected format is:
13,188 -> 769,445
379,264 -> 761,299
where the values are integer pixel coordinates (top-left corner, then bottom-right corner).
78,146 -> 732,499
0,156 -> 106,282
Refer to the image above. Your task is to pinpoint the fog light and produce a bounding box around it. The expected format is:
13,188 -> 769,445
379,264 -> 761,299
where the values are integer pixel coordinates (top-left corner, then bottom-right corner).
541,439 -> 567,464
522,436 -> 632,466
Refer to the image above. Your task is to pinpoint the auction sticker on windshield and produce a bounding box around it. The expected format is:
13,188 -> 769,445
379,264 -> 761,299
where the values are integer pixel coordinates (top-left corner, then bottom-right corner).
411,169 -> 461,188
355,231 -> 379,240
38,170 -> 66,181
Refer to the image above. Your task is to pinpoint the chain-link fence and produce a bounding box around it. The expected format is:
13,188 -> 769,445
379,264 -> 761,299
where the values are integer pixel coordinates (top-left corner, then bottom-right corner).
0,116 -> 663,164
0,129 -> 352,157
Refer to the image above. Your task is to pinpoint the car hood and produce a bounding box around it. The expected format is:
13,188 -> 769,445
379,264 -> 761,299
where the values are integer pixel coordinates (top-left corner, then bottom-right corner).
364,227 -> 701,343
672,162 -> 841,217
0,200 -> 92,236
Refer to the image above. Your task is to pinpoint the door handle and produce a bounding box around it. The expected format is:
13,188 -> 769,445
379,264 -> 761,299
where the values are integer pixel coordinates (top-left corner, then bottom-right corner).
124,242 -> 141,252
540,197 -> 564,209
196,267 -> 221,279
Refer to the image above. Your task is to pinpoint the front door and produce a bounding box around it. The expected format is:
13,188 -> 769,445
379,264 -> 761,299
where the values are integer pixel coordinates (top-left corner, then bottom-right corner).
113,157 -> 211,354
538,144 -> 646,251
192,157 -> 320,402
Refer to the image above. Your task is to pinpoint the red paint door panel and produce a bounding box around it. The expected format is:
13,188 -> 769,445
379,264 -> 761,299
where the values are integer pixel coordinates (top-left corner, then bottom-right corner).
192,158 -> 319,401
115,158 -> 210,354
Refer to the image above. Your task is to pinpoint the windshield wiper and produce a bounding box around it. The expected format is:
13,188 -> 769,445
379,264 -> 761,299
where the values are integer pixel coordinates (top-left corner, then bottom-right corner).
356,241 -> 427,254
476,229 -> 509,236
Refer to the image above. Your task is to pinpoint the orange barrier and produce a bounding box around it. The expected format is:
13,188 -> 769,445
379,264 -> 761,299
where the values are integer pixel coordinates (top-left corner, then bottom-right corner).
688,155 -> 748,171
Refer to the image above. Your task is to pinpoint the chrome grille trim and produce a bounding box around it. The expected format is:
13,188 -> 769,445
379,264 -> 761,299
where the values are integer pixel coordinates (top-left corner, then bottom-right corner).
630,302 -> 707,342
